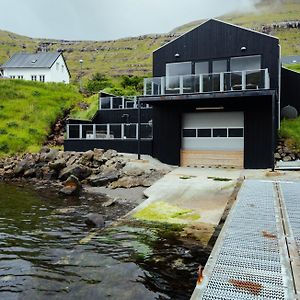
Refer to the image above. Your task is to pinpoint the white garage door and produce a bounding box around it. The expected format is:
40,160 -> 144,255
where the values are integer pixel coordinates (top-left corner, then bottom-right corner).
181,112 -> 244,168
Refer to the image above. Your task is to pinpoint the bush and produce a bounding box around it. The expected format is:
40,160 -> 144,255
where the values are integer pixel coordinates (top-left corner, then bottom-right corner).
85,73 -> 113,94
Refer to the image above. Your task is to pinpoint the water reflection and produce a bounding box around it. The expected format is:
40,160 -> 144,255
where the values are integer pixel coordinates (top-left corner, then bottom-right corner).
0,183 -> 209,300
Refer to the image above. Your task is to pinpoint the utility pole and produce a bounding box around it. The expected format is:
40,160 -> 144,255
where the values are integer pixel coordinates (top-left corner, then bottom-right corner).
79,59 -> 83,92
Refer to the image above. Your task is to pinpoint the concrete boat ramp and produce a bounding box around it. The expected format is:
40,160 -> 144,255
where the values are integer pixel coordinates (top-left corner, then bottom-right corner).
191,179 -> 300,300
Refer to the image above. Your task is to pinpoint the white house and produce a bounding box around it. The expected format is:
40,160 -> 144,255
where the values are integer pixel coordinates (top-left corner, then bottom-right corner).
0,52 -> 70,83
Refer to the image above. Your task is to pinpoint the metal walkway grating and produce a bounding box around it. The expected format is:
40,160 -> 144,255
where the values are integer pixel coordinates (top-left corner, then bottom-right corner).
191,180 -> 297,300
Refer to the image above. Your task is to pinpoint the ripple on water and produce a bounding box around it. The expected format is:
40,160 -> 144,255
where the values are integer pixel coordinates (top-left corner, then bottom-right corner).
0,183 -> 209,300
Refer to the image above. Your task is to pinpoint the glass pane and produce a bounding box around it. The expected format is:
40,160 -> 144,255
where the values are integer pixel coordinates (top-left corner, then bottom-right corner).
140,124 -> 153,139
82,125 -> 94,139
68,125 -> 79,139
183,129 -> 196,137
213,60 -> 227,73
230,72 -> 243,90
183,75 -> 194,93
112,97 -> 123,109
203,75 -> 212,92
124,124 -> 136,139
166,62 -> 192,77
213,128 -> 227,137
96,125 -> 107,139
109,125 -> 121,139
197,129 -> 211,137
212,74 -> 220,91
195,61 -> 209,74
246,70 -> 263,89
228,128 -> 244,137
230,55 -> 261,72
100,97 -> 111,109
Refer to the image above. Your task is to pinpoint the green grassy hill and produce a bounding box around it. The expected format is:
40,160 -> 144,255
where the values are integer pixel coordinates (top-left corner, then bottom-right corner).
0,80 -> 83,156
0,0 -> 300,82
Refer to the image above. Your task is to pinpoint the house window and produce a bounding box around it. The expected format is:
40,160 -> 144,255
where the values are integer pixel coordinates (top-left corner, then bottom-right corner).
31,75 -> 37,81
230,55 -> 261,72
182,129 -> 196,138
10,75 -> 16,79
17,75 -> 23,79
61,65 -> 64,72
195,61 -> 209,75
166,62 -> 192,77
228,128 -> 244,137
213,128 -> 227,137
39,75 -> 45,82
56,62 -> 59,71
197,129 -> 212,137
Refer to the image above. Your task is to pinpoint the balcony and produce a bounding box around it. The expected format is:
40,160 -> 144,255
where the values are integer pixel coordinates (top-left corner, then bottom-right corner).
143,68 -> 270,96
66,123 -> 153,140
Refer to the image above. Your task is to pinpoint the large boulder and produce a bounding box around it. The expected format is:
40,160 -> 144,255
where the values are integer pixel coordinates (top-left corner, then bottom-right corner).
59,175 -> 82,195
84,213 -> 105,228
41,149 -> 59,162
93,148 -> 105,163
59,164 -> 92,181
102,149 -> 118,161
87,171 -> 119,186
13,159 -> 32,176
49,158 -> 67,171
79,150 -> 94,165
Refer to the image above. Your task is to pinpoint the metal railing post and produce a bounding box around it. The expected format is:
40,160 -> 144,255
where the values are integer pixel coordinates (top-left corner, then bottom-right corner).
122,96 -> 125,109
242,71 -> 246,90
107,124 -> 110,139
121,124 -> 124,139
199,74 -> 203,93
99,98 -> 102,110
67,124 -> 70,139
93,124 -> 96,139
265,68 -> 270,89
180,76 -> 184,94
151,81 -> 154,96
110,97 -> 113,109
79,124 -> 82,139
220,72 -> 224,92
161,77 -> 165,95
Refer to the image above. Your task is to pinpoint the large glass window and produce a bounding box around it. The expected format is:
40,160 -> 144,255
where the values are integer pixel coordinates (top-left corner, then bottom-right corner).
230,55 -> 261,72
166,62 -> 192,77
195,61 -> 209,74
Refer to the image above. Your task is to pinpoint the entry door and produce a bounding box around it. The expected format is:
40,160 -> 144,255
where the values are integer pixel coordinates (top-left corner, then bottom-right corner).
181,112 -> 244,168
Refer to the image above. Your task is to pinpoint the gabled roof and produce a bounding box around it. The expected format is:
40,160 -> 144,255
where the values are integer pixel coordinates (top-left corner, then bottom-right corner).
154,18 -> 279,53
1,52 -> 61,68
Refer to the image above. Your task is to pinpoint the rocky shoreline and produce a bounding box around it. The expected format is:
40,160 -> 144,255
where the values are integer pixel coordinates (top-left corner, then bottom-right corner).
0,148 -> 171,196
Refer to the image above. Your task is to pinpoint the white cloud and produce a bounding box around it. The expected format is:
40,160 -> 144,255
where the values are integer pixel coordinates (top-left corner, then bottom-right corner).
0,0 -> 261,40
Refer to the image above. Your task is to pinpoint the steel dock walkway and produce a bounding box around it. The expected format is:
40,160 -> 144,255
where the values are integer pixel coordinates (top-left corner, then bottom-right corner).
191,180 -> 300,300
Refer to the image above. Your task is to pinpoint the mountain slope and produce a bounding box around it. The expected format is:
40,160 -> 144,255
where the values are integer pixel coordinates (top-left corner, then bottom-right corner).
0,0 -> 299,81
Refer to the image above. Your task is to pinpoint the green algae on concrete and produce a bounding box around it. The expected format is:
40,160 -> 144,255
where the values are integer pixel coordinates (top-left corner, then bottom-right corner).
133,201 -> 201,224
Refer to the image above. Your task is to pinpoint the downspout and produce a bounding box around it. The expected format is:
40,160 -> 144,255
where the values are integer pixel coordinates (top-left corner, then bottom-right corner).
137,97 -> 141,160
272,92 -> 276,171
278,43 -> 281,130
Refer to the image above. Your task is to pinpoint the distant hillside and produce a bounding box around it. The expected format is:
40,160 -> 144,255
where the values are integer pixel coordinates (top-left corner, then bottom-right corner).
0,0 -> 299,81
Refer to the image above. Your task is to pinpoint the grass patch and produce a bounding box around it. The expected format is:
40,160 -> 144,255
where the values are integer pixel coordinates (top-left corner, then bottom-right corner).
0,80 -> 83,156
133,201 -> 201,224
279,117 -> 300,152
207,176 -> 232,182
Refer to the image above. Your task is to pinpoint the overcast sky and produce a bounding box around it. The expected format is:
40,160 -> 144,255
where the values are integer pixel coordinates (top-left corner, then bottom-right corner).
0,0 -> 258,40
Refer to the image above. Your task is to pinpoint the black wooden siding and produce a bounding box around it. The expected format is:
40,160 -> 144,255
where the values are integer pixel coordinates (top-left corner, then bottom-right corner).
153,19 -> 280,91
281,67 -> 300,112
148,94 -> 275,169
64,139 -> 153,155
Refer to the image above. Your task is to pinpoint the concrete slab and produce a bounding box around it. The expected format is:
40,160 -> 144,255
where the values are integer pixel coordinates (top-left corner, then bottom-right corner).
130,167 -> 242,226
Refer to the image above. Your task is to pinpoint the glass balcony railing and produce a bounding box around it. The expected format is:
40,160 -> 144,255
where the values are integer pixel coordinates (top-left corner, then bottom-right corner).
66,123 -> 153,140
99,96 -> 150,110
143,68 -> 270,96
